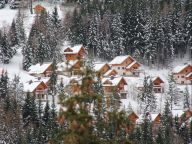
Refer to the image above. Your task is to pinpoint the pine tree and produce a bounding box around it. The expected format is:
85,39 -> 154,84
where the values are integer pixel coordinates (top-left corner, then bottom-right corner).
22,43 -> 32,70
9,19 -> 18,49
183,86 -> 190,110
162,101 -> 173,144
1,32 -> 12,64
0,71 -> 8,99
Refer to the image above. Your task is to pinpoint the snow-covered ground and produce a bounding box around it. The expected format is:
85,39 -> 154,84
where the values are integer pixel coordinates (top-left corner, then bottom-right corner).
0,5 -> 18,28
0,2 -> 191,115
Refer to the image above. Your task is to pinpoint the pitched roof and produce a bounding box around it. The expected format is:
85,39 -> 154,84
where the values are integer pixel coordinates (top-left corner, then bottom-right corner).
102,76 -> 127,86
94,63 -> 108,72
151,76 -> 164,83
64,44 -> 84,54
109,55 -> 132,65
126,61 -> 141,69
104,69 -> 117,77
172,64 -> 191,73
28,63 -> 52,74
33,77 -> 50,84
23,81 -> 47,93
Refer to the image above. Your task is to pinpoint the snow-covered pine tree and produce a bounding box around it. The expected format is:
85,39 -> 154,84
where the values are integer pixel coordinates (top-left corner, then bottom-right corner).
167,73 -> 179,110
1,32 -> 12,64
0,70 -> 8,99
162,100 -> 173,144
110,13 -> 124,57
22,93 -> 38,127
9,19 -> 18,51
22,42 -> 33,70
139,76 -> 156,112
15,12 -> 26,46
183,86 -> 190,110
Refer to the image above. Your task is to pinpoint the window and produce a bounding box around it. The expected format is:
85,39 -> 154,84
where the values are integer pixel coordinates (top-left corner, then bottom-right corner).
186,70 -> 188,73
122,67 -> 125,69
123,73 -> 126,75
178,76 -> 179,78
181,81 -> 184,84
181,76 -> 184,78
118,67 -> 120,70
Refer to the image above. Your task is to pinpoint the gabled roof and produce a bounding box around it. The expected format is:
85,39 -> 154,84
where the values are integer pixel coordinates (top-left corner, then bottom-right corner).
33,77 -> 50,84
64,44 -> 84,54
109,55 -> 133,65
28,63 -> 52,74
23,81 -> 47,93
173,64 -> 191,74
151,76 -> 164,83
104,69 -> 118,77
126,61 -> 140,69
94,63 -> 108,72
34,4 -> 46,12
102,76 -> 127,86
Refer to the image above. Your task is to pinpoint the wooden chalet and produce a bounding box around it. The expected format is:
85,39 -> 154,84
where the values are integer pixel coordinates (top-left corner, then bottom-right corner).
127,111 -> 139,133
57,60 -> 83,76
102,76 -> 128,98
151,76 -> 165,93
23,80 -> 48,101
104,69 -> 118,77
109,55 -> 141,76
63,45 -> 86,61
28,62 -> 53,77
173,64 -> 192,84
33,4 -> 46,14
94,63 -> 111,77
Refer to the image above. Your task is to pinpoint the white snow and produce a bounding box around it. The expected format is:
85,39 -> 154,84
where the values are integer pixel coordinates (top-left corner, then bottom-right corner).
0,5 -> 18,28
28,62 -> 52,75
94,63 -> 106,72
63,44 -> 83,54
109,55 -> 130,65
23,80 -> 44,92
172,64 -> 190,73
102,76 -> 126,86
126,61 -> 137,69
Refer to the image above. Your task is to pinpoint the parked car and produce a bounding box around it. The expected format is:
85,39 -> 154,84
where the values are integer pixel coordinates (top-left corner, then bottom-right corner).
0,0 -> 5,9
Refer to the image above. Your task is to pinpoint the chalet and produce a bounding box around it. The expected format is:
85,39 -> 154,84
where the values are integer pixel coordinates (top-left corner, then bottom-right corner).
63,45 -> 86,61
68,77 -> 82,95
136,113 -> 161,130
127,111 -> 139,133
109,55 -> 141,76
151,76 -> 165,93
57,60 -> 83,76
23,80 -> 48,101
173,64 -> 192,84
125,61 -> 141,76
34,77 -> 51,89
28,63 -> 53,77
94,63 -> 111,77
102,76 -> 127,98
33,4 -> 46,14
104,69 -> 118,77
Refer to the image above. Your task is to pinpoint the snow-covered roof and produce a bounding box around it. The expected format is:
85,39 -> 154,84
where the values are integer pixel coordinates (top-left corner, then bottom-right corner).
94,63 -> 107,72
102,76 -> 127,86
151,114 -> 160,121
28,63 -> 52,74
151,76 -> 164,83
172,109 -> 184,118
57,60 -> 78,71
109,55 -> 132,65
63,44 -> 84,54
23,80 -> 45,92
33,77 -> 50,84
104,69 -> 116,76
173,64 -> 191,73
126,61 -> 139,69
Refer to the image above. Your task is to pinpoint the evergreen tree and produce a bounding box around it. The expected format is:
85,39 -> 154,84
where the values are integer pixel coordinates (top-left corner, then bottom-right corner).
0,71 -> 8,99
9,19 -> 18,48
1,32 -> 12,64
183,86 -> 190,110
